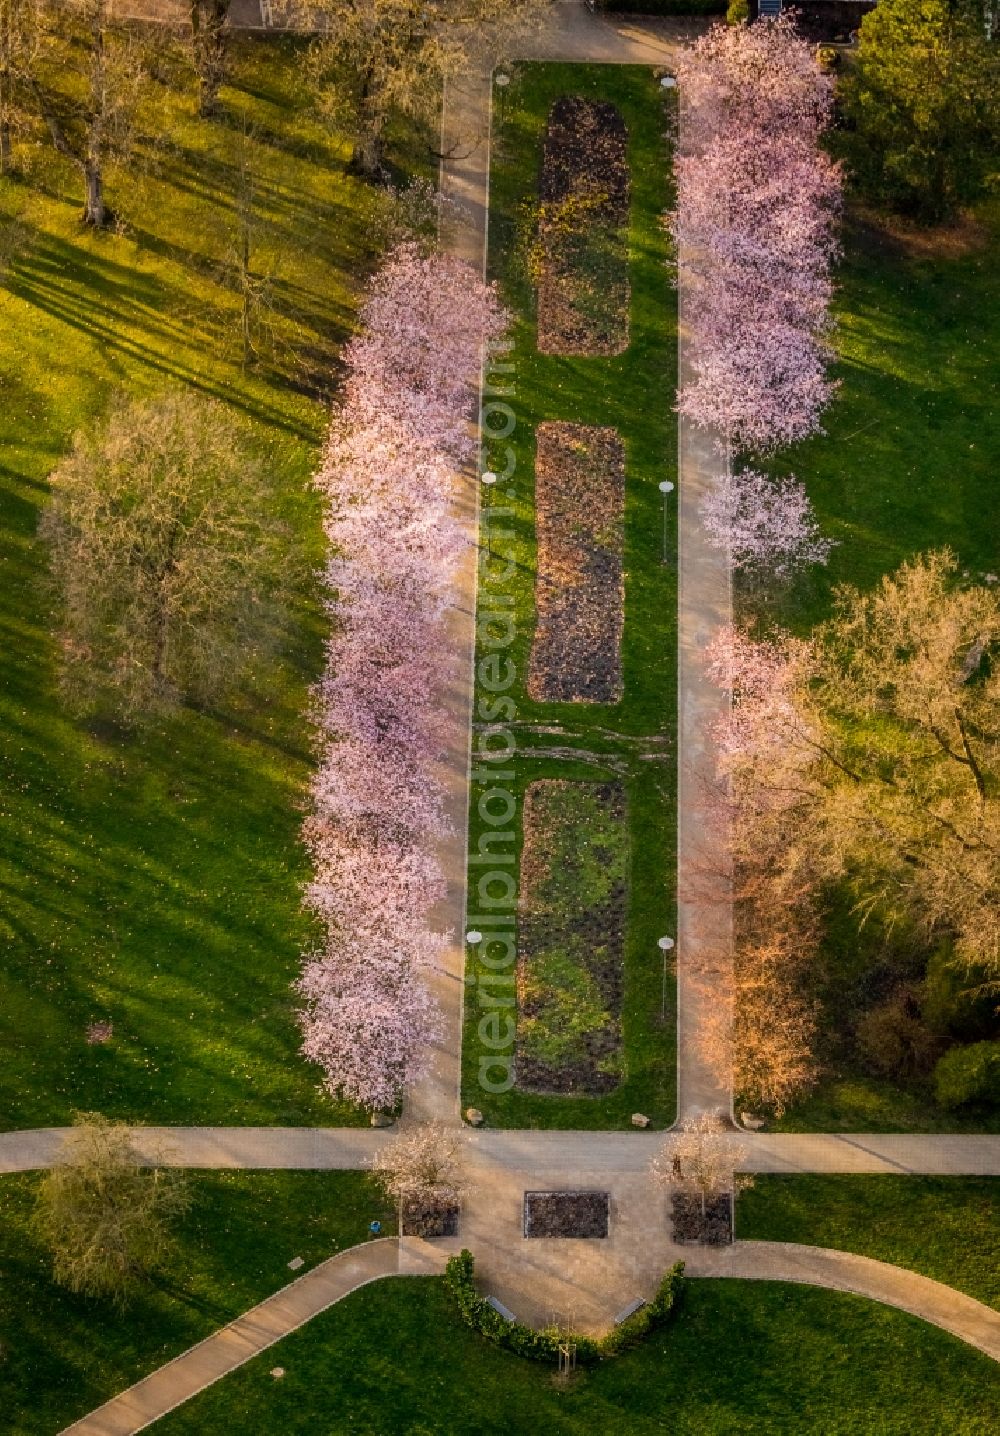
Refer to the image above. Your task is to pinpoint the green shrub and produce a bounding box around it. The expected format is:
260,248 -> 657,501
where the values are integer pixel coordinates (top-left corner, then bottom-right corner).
727,0 -> 749,23
444,1250 -> 684,1365
934,1042 -> 1000,1110
921,947 -> 997,1042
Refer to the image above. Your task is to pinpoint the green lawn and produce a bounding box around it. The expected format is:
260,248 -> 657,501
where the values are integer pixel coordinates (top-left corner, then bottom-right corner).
151,1276 -> 1000,1434
755,205 -> 1000,1134
738,1175 -> 1000,1311
0,37 -> 426,1127
0,1170 -> 389,1436
462,63 -> 678,1128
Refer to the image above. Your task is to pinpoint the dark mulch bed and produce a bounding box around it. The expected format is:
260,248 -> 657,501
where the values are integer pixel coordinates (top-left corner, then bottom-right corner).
400,1199 -> 460,1239
516,779 -> 627,1096
524,1189 -> 610,1238
528,423 -> 624,706
670,1192 -> 733,1246
536,95 -> 630,356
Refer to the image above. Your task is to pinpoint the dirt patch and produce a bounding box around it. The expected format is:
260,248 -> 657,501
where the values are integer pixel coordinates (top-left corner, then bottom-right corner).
516,779 -> 627,1096
670,1193 -> 732,1246
534,95 -> 630,356
528,422 -> 625,706
524,1189 -> 610,1238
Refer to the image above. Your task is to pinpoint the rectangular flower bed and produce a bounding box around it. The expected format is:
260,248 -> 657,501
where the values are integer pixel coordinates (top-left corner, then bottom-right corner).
516,779 -> 628,1095
670,1193 -> 733,1246
400,1198 -> 460,1239
534,94 -> 630,356
527,423 -> 625,706
524,1189 -> 611,1238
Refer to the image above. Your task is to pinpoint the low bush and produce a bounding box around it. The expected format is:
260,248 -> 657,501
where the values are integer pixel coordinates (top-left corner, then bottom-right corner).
855,988 -> 941,1080
727,0 -> 749,23
934,1043 -> 1000,1110
443,1250 -> 684,1365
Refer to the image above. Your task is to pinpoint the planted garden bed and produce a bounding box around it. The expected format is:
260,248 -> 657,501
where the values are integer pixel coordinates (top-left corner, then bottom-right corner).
516,779 -> 627,1095
400,1199 -> 460,1239
524,1189 -> 610,1239
527,423 -> 625,705
534,95 -> 630,355
670,1193 -> 733,1246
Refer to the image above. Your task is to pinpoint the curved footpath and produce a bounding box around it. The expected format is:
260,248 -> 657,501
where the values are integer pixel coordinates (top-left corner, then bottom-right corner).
690,1241 -> 1000,1363
58,1239 -> 403,1436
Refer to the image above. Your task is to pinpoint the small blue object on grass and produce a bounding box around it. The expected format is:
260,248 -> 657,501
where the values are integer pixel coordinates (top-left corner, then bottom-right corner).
369,1220 -> 382,1235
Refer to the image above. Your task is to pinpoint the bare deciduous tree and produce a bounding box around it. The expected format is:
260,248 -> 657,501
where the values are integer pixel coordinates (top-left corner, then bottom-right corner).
32,1113 -> 190,1306
0,0 -> 39,172
188,0 -> 229,119
40,390 -> 293,721
31,0 -> 146,226
296,0 -> 552,180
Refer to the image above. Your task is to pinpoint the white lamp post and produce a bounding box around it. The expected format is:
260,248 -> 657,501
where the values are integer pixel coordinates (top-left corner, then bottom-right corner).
494,71 -> 511,128
481,471 -> 497,558
658,480 -> 675,565
657,935 -> 675,1021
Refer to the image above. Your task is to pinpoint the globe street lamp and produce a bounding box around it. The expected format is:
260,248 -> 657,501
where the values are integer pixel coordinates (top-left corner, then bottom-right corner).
481,471 -> 497,559
658,935 -> 675,1021
494,71 -> 511,129
658,480 -> 675,565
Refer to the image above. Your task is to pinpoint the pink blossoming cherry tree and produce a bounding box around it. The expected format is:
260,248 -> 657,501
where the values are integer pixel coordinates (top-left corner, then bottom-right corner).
698,468 -> 835,581
672,18 -> 842,452
298,243 -> 507,1112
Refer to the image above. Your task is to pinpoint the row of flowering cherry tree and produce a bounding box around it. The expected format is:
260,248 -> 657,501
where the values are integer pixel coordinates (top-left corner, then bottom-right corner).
673,17 -> 842,454
298,243 -> 506,1111
674,19 -> 842,587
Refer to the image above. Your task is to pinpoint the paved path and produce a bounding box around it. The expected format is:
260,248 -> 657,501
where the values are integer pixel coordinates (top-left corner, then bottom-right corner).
689,1241 -> 1000,1362
6,1125 -> 1000,1177
59,1240 -> 402,1435
676,116 -> 733,1123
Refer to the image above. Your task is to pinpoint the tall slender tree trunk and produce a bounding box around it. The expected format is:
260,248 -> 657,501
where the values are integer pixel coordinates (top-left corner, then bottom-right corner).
82,159 -> 104,226
0,118 -> 10,175
194,0 -> 230,119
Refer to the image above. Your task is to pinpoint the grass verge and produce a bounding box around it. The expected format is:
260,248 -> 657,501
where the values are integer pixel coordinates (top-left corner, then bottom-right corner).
0,36 -> 427,1127
0,1170 -> 389,1435
738,1175 -> 1000,1310
151,1275 -> 1000,1434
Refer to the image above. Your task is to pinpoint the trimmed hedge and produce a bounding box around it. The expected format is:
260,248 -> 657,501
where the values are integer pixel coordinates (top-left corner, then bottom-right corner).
597,1 -> 726,14
443,1249 -> 685,1365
